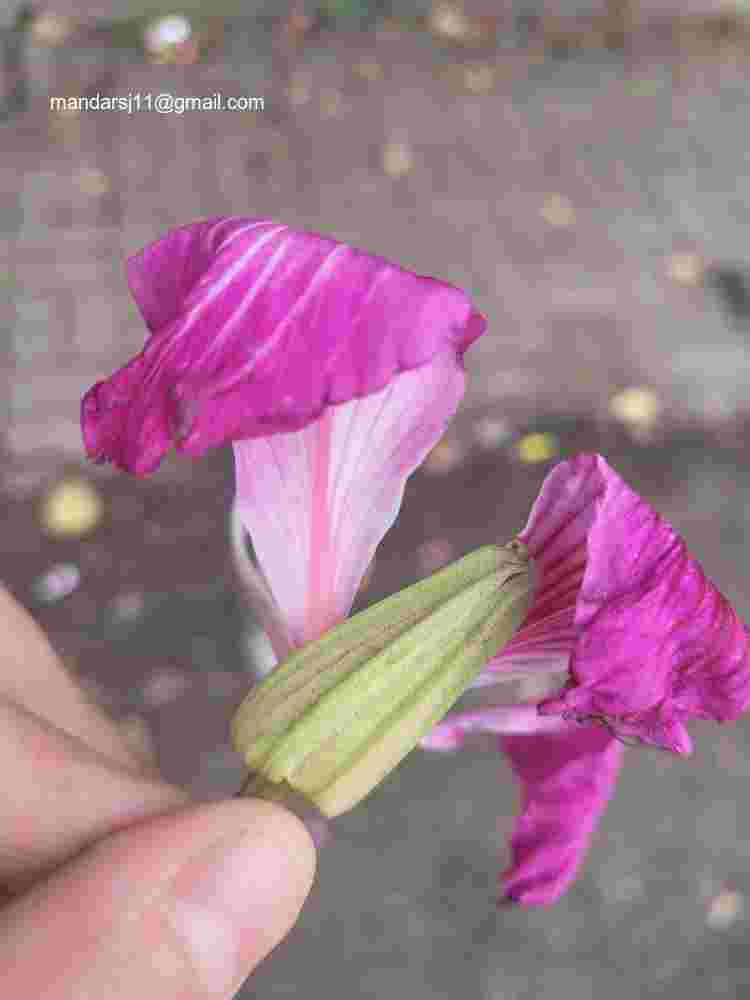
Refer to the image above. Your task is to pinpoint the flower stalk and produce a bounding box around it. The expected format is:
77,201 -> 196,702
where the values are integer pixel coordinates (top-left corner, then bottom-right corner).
232,541 -> 532,817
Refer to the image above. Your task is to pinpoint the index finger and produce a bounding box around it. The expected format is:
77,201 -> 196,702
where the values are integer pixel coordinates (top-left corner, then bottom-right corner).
0,583 -> 147,773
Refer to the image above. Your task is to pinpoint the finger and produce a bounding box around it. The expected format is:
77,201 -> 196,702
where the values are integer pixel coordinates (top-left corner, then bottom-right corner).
0,694 -> 187,893
0,584 -> 144,772
0,799 -> 316,999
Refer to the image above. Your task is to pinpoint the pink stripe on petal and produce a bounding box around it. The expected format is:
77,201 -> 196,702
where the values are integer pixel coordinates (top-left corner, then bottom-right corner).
229,501 -> 294,663
473,611 -> 577,687
500,723 -> 625,906
306,408 -> 338,639
234,352 -> 466,645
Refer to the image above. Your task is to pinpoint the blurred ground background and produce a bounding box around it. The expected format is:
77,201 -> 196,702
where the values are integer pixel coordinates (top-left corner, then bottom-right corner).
3,0 -> 750,996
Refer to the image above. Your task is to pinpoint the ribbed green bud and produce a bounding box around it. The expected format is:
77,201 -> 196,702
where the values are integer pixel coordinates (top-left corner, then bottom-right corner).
231,540 -> 532,818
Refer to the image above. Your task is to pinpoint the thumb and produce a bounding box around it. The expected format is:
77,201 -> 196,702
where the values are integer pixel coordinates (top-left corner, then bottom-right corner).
0,798 -> 316,998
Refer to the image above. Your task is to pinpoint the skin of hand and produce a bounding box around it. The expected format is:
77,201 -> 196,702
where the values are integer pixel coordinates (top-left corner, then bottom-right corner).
0,584 -> 316,998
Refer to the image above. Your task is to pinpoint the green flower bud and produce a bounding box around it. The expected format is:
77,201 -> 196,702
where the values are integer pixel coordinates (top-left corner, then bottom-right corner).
231,540 -> 532,817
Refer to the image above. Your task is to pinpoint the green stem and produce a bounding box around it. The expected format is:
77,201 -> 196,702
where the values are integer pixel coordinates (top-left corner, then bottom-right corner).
237,771 -> 296,803
236,771 -> 329,850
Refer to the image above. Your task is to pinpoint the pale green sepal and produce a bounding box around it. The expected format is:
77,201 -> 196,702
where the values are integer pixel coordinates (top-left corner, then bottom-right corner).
300,573 -> 531,817
232,544 -> 508,759
232,540 -> 532,817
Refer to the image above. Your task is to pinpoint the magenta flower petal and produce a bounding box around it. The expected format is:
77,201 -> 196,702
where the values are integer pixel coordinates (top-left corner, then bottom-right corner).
81,217 -> 485,476
480,453 -> 750,753
234,351 -> 465,646
421,703 -> 568,751
500,724 -> 625,906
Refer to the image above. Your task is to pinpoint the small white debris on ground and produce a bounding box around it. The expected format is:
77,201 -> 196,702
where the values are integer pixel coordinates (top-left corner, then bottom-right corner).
706,888 -> 744,930
33,563 -> 81,603
144,14 -> 192,55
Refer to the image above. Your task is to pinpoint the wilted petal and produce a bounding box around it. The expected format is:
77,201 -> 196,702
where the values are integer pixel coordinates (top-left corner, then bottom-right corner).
471,457 -> 601,688
234,352 -> 466,645
422,703 -> 567,751
126,216 -> 234,334
478,454 -> 750,754
468,608 -> 577,689
500,723 -> 625,906
82,217 -> 485,476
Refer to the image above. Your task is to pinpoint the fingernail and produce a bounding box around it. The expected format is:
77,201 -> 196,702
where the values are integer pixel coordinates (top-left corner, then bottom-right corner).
170,807 -> 315,994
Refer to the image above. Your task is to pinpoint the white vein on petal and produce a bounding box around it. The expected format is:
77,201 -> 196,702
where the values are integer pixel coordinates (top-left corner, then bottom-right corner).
213,243 -> 350,396
205,231 -> 298,362
148,224 -> 288,378
218,218 -> 271,248
187,224 -> 287,327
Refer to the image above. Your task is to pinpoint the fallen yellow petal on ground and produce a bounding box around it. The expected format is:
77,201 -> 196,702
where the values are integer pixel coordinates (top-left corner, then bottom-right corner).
516,432 -> 559,464
40,477 -> 104,539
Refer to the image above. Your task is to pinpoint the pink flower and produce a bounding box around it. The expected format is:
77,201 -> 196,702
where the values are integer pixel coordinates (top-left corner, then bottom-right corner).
81,221 -> 750,910
81,216 -> 485,655
423,454 -> 750,905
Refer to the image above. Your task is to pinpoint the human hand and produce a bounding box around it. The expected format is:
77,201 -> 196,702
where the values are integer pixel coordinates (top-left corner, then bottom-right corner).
0,584 -> 316,997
